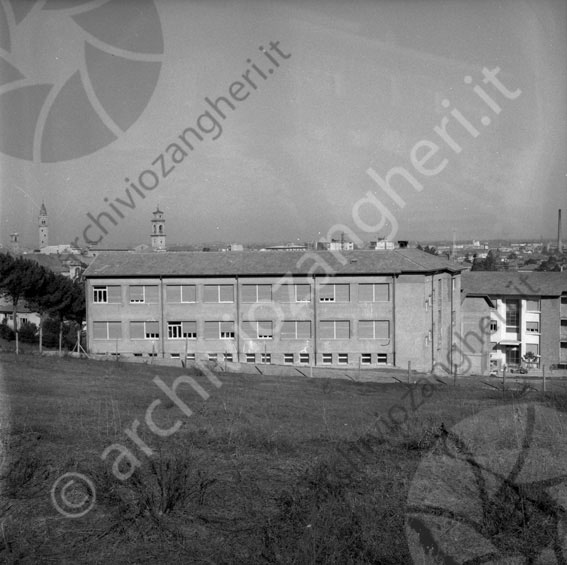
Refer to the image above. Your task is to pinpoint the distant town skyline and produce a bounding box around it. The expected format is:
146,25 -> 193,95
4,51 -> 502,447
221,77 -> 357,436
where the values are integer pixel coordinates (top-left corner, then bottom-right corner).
1,0 -> 566,248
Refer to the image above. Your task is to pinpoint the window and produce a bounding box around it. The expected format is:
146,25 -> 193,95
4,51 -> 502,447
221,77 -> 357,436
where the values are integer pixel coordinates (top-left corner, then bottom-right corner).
204,284 -> 234,303
319,320 -> 350,339
246,353 -> 256,363
133,353 -> 143,357
358,320 -> 390,339
241,284 -> 272,303
167,321 -> 197,339
361,353 -> 372,365
129,285 -> 159,304
525,344 -> 539,357
338,353 -> 348,365
490,320 -> 498,333
562,297 -> 567,305
241,320 -> 273,339
204,321 -> 235,339
166,285 -> 196,303
93,285 -> 121,303
274,284 -> 311,302
170,353 -> 180,359
526,321 -> 539,333
280,321 -> 311,339
526,299 -> 540,312
377,353 -> 388,365
505,300 -> 520,332
358,283 -> 389,302
319,284 -> 350,302
224,353 -> 233,362
186,353 -> 196,361
261,353 -> 271,364
208,353 -> 218,362
284,353 -> 294,364
506,347 -> 521,366
299,353 -> 309,364
322,353 -> 333,364
93,321 -> 121,340
130,321 -> 160,339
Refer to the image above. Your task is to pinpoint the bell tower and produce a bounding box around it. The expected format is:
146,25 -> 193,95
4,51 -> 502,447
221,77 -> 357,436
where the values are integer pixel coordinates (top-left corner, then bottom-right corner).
38,202 -> 48,249
151,206 -> 166,252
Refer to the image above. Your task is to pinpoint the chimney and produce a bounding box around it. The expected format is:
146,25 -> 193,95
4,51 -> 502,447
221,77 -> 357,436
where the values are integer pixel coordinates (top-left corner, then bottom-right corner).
558,209 -> 563,253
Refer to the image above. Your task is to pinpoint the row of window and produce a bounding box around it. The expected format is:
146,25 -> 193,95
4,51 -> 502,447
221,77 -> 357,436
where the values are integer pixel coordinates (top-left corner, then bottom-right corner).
92,283 -> 390,304
110,352 -> 389,365
92,319 -> 391,340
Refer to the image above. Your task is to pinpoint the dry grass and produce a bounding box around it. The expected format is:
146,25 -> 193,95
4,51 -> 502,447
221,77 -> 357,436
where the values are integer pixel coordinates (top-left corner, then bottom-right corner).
0,353 -> 564,563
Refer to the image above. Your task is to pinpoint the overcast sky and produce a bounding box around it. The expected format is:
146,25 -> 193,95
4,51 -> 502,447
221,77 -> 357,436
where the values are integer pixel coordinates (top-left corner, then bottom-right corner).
1,0 -> 565,249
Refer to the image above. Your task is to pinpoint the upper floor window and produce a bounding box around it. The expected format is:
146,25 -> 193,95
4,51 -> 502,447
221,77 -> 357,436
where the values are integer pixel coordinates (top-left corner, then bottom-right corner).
505,300 -> 520,332
526,321 -> 539,333
204,321 -> 235,339
358,320 -> 390,339
204,284 -> 234,303
319,284 -> 350,302
358,283 -> 389,302
166,285 -> 196,303
168,321 -> 197,339
241,320 -> 273,340
129,285 -> 159,304
93,321 -> 122,339
273,284 -> 311,302
526,299 -> 540,312
280,320 -> 311,339
319,320 -> 350,339
93,285 -> 121,304
241,284 -> 272,303
130,321 -> 159,339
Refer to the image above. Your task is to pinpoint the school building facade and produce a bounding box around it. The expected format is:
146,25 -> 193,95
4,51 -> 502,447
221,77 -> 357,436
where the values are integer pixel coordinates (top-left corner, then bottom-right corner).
83,249 -> 463,373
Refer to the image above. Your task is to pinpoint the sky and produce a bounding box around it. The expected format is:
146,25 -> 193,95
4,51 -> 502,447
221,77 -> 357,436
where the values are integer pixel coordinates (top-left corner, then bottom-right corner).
0,0 -> 566,249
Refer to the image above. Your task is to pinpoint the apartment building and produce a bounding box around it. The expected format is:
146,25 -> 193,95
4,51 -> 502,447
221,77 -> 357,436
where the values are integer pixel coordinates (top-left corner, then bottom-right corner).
460,271 -> 567,374
83,249 -> 463,372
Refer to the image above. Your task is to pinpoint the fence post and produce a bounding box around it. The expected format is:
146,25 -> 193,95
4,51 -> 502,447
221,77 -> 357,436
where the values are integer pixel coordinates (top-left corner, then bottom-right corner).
407,361 -> 411,384
543,364 -> 546,393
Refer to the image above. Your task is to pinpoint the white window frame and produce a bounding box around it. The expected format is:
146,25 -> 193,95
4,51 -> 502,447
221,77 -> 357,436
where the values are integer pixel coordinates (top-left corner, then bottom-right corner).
166,285 -> 196,303
284,353 -> 294,364
130,321 -> 160,340
93,321 -> 121,340
167,321 -> 197,340
361,353 -> 372,365
322,353 -> 333,365
241,284 -> 272,303
204,284 -> 234,303
93,286 -> 108,303
319,284 -> 350,303
129,285 -> 158,304
338,353 -> 348,365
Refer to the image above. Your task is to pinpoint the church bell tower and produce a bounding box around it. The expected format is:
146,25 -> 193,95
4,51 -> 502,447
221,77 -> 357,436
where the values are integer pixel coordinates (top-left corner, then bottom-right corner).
38,202 -> 48,249
151,206 -> 166,252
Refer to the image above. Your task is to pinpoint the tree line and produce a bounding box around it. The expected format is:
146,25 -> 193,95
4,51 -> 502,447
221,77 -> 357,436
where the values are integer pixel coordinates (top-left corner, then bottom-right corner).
0,253 -> 85,353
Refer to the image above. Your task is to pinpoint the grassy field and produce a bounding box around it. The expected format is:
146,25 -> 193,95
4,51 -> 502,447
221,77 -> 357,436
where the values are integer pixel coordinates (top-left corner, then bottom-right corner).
0,353 -> 564,564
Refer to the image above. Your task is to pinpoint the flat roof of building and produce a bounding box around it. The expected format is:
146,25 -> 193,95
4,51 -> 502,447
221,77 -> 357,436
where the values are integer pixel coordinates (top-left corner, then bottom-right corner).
84,249 -> 463,278
462,271 -> 567,297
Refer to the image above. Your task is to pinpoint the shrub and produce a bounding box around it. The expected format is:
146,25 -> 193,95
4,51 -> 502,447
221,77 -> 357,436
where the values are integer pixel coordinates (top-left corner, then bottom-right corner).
0,320 -> 15,341
18,322 -> 38,344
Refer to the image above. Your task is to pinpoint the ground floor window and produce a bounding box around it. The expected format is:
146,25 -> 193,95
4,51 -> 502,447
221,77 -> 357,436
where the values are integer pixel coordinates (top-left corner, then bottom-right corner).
224,353 -> 233,362
246,353 -> 256,363
377,353 -> 387,364
322,353 -> 333,364
284,353 -> 294,364
299,353 -> 309,364
260,353 -> 271,364
338,353 -> 348,365
361,353 -> 372,365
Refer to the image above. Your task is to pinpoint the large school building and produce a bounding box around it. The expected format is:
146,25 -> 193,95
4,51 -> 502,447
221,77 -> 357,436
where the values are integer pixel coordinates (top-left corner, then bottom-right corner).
83,248 -> 463,373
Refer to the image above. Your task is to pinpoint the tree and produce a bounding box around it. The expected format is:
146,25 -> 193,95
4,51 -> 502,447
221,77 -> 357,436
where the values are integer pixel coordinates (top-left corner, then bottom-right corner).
0,254 -> 44,353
